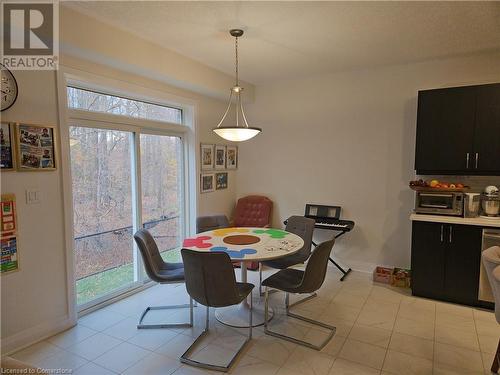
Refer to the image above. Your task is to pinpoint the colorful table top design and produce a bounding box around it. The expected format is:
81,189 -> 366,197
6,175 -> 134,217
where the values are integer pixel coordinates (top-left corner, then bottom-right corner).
182,227 -> 304,262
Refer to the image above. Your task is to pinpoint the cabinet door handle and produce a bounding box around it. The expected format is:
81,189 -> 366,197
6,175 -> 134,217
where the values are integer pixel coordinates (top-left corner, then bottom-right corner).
475,153 -> 479,169
466,153 -> 470,169
440,225 -> 444,242
449,225 -> 453,243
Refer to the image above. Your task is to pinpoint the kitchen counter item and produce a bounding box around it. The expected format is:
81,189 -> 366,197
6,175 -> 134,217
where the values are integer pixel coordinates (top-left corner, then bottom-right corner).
410,213 -> 500,228
485,186 -> 500,195
410,185 -> 470,192
414,190 -> 463,216
465,193 -> 481,218
482,186 -> 500,217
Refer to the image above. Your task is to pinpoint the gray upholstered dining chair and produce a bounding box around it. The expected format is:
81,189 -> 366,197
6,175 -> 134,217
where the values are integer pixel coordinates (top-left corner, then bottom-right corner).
482,245 -> 500,373
134,229 -> 193,329
180,249 -> 254,372
259,216 -> 315,295
262,239 -> 336,350
196,215 -> 229,233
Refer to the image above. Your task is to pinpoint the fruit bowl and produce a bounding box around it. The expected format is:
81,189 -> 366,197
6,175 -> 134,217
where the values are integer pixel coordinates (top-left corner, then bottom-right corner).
409,179 -> 469,192
409,185 -> 470,192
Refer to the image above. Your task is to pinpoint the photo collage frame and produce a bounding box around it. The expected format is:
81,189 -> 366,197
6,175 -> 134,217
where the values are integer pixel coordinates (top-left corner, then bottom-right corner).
1,122 -> 57,172
200,144 -> 236,193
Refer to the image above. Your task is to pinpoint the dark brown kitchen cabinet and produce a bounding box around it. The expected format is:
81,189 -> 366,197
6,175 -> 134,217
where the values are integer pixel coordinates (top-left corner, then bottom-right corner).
443,224 -> 482,305
415,83 -> 500,175
474,84 -> 500,172
415,86 -> 477,173
411,221 -> 482,306
411,221 -> 445,300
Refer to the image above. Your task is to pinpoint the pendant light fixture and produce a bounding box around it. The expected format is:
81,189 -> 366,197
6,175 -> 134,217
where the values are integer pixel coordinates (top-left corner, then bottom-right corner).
213,29 -> 262,142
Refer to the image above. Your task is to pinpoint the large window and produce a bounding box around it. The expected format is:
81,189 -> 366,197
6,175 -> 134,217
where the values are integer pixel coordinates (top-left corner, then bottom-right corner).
67,86 -> 186,309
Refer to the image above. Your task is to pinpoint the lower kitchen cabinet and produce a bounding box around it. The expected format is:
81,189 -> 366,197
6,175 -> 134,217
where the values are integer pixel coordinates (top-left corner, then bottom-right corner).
411,221 -> 446,300
411,221 -> 482,306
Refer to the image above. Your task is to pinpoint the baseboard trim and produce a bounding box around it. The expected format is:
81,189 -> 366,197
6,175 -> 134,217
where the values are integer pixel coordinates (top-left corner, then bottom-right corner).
1,315 -> 76,355
327,259 -> 376,274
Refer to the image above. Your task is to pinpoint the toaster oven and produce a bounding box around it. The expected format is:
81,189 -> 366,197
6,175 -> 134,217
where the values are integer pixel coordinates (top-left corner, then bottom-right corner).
414,191 -> 463,216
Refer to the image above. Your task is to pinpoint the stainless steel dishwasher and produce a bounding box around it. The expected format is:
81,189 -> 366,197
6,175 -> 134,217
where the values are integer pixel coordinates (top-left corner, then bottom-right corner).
479,228 -> 500,303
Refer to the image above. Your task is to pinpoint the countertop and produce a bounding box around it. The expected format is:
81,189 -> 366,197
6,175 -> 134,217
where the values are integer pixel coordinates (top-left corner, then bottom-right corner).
410,213 -> 500,228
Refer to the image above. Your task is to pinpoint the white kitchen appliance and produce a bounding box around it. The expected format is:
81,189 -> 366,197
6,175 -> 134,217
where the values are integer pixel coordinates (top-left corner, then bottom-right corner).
478,228 -> 500,303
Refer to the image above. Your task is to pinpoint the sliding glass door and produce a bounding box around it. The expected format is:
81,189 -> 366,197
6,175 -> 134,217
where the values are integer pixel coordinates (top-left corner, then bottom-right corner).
69,126 -> 184,309
140,134 -> 183,263
70,127 -> 136,306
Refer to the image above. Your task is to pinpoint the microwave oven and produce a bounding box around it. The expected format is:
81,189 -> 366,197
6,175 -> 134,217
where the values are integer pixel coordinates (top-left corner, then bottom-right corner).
414,191 -> 463,216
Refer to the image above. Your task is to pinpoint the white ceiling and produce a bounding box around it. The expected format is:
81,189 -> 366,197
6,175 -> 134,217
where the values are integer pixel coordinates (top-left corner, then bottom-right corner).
65,1 -> 500,85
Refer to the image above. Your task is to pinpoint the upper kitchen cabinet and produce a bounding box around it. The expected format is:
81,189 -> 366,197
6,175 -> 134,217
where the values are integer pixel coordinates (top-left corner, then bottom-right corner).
415,83 -> 500,175
415,86 -> 476,173
474,84 -> 500,172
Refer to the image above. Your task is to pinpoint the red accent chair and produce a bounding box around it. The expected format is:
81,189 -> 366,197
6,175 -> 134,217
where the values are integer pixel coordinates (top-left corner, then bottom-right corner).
233,195 -> 273,270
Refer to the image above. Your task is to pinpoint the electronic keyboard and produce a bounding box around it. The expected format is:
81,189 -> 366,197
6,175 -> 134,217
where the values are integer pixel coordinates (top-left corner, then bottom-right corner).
312,218 -> 355,232
304,204 -> 355,232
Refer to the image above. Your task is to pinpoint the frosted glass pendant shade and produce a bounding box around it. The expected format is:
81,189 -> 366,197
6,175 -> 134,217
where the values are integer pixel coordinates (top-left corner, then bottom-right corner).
213,127 -> 262,142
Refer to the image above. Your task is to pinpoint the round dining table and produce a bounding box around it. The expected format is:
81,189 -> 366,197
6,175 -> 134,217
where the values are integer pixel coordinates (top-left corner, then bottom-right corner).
182,227 -> 304,328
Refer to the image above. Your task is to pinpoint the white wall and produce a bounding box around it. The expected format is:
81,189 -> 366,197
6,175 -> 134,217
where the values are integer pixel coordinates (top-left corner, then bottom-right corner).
0,8 -> 242,352
237,52 -> 500,272
0,71 -> 72,350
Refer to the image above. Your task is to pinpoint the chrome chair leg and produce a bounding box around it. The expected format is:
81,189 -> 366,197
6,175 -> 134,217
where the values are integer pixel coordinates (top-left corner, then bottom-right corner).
286,291 -> 318,310
206,304 -> 209,330
264,288 -> 335,351
137,297 -> 194,329
249,292 -> 253,339
259,264 -> 278,297
180,303 -> 253,372
264,287 -> 270,329
259,263 -> 263,296
190,297 -> 194,326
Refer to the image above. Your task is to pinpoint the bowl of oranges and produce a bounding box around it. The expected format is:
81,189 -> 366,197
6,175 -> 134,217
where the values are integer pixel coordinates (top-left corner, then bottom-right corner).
409,179 -> 469,191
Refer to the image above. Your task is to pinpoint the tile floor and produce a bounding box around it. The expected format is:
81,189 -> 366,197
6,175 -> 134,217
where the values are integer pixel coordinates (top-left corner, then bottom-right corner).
10,267 -> 499,375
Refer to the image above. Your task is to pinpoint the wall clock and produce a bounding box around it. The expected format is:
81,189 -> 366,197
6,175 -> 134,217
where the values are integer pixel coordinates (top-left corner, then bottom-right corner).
1,64 -> 18,112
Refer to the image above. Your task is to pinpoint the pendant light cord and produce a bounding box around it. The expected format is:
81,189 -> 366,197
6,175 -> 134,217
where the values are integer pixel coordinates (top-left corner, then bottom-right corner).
235,36 -> 239,87
235,35 -> 240,127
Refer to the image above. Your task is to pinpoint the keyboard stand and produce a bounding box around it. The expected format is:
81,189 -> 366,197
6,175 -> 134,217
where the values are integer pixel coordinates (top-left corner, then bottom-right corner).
312,230 -> 352,281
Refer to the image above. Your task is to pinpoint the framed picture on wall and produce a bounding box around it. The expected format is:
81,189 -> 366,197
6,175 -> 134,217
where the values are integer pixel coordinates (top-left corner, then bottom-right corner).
226,145 -> 238,169
216,172 -> 228,190
1,122 -> 15,170
15,123 -> 57,171
214,145 -> 226,170
201,144 -> 214,170
200,173 -> 215,193
1,194 -> 19,274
